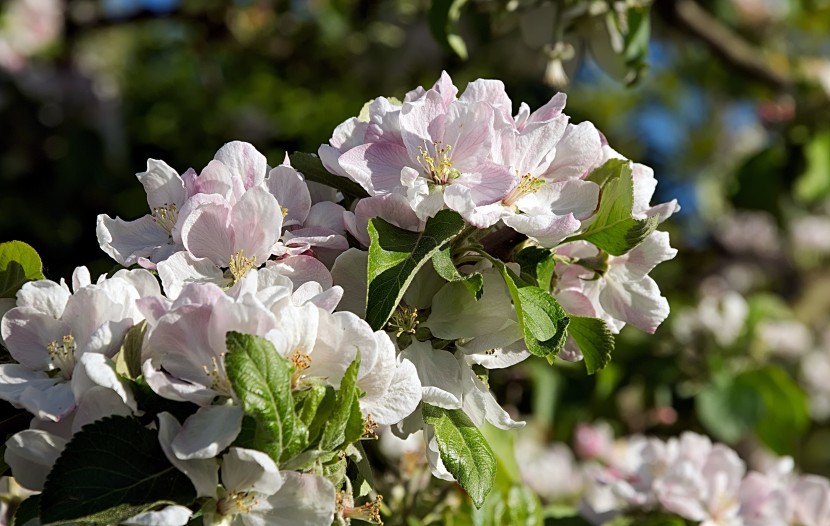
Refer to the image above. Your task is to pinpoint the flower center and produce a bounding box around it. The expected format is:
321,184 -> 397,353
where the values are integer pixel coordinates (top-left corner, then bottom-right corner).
203,353 -> 233,397
229,249 -> 257,284
217,491 -> 259,516
502,172 -> 545,207
290,350 -> 311,388
281,206 -> 289,218
417,142 -> 460,185
152,203 -> 179,234
47,335 -> 76,380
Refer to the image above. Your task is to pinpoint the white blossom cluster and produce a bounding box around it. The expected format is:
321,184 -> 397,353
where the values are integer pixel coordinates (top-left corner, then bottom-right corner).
0,72 -> 679,524
515,423 -> 830,526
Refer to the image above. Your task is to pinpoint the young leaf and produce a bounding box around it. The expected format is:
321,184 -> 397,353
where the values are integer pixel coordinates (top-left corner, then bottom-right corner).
288,152 -> 370,201
567,316 -> 615,374
319,357 -> 363,451
224,331 -> 307,464
39,416 -> 195,525
432,247 -> 483,299
367,209 -> 466,330
578,159 -> 658,255
514,246 -> 555,292
492,260 -> 569,359
423,403 -> 496,509
115,321 -> 146,380
0,240 -> 45,298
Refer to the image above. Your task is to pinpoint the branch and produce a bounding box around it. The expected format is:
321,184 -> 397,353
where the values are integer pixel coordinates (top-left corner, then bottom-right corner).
658,0 -> 793,92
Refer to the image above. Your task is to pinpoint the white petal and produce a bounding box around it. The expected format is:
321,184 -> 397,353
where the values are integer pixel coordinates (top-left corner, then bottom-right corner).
72,385 -> 134,433
214,141 -> 268,189
172,404 -> 243,460
123,505 -> 193,526
458,353 -> 524,430
362,356 -> 422,426
179,194 -> 234,266
400,341 -> 462,409
157,412 -> 219,498
158,252 -> 228,300
266,165 -> 311,227
4,429 -> 67,491
221,447 -> 283,495
138,159 -> 186,210
96,215 -> 173,267
230,187 -> 282,263
258,472 -> 336,526
1,306 -> 69,370
599,275 -> 670,334
15,280 -> 70,319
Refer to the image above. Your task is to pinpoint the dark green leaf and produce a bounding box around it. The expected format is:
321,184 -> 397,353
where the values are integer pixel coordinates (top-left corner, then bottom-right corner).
367,209 -> 466,330
423,404 -> 496,508
432,247 -> 483,299
224,331 -> 306,464
13,495 -> 40,526
514,247 -> 556,292
0,241 -> 45,298
428,0 -> 469,59
40,416 -> 195,525
567,316 -> 615,374
289,152 -> 370,201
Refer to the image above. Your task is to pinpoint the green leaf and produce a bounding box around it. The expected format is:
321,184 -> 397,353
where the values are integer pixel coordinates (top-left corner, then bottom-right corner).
577,160 -> 658,256
0,241 -> 45,298
115,321 -> 146,380
696,371 -> 764,443
39,416 -> 195,525
428,0 -> 469,59
513,247 -> 555,292
423,404 -> 496,508
288,152 -> 370,201
224,331 -> 306,464
795,131 -> 830,203
567,316 -> 615,374
507,485 -> 543,526
492,260 -> 569,359
367,209 -> 466,330
13,495 -> 41,526
319,357 -> 363,451
432,247 -> 483,299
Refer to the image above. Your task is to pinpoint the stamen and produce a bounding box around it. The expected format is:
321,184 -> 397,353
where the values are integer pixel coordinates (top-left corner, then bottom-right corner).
47,334 -> 76,380
217,491 -> 259,516
416,141 -> 459,185
229,249 -> 257,284
281,206 -> 289,218
502,172 -> 545,207
363,414 -> 379,439
202,353 -> 232,397
290,350 -> 312,389
389,304 -> 418,337
151,203 -> 179,234
342,495 -> 384,524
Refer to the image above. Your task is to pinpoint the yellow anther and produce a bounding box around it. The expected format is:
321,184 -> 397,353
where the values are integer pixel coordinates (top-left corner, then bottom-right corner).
342,495 -> 384,524
47,334 -> 76,379
202,353 -> 232,397
389,304 -> 418,337
151,203 -> 179,234
363,414 -> 379,439
281,206 -> 289,217
229,249 -> 257,284
416,141 -> 459,185
502,172 -> 545,207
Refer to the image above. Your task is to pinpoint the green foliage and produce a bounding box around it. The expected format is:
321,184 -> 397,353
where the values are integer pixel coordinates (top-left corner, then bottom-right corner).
224,331 -> 307,463
428,0 -> 469,59
795,130 -> 830,203
567,316 -> 615,374
423,403 -> 497,509
514,246 -> 556,293
39,416 -> 195,525
432,247 -> 483,299
318,356 -> 364,452
0,241 -> 45,298
115,321 -> 146,380
492,259 -> 569,360
696,366 -> 809,454
576,159 -> 658,256
367,209 -> 466,330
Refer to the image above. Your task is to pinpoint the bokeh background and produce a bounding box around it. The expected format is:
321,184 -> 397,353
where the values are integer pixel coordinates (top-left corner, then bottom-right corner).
3,0 -> 830,519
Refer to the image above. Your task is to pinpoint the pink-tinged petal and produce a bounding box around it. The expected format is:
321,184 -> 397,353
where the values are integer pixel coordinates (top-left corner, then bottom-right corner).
185,160 -> 245,202
616,231 -> 678,281
443,184 -> 505,228
260,472 -> 336,526
460,79 -> 512,119
648,200 -> 680,223
172,282 -> 227,309
283,227 -> 348,252
554,289 -> 597,318
503,212 -> 581,247
172,404 -> 243,460
71,385 -> 134,433
464,343 -> 531,369
266,256 -> 333,289
544,121 -> 603,181
230,186 -> 282,263
1,307 -> 69,370
16,280 -> 70,319
157,412 -> 218,498
431,71 -> 459,108
222,447 -> 283,495
5,429 -> 67,491
142,360 -> 218,405
599,276 -> 669,333
97,214 -> 173,267
329,117 -> 368,150
305,202 -> 347,235
346,194 -> 423,247
157,252 -> 227,300
266,165 -> 311,227
512,114 -> 569,176
330,249 -> 368,317
137,159 -> 185,209
792,476 -> 830,526
443,101 -> 493,170
455,162 -> 515,205
558,337 -> 584,362
517,179 -> 599,219
318,143 -> 350,179
179,194 -> 234,266
214,141 -> 267,189
400,90 -> 448,158
339,142 -> 412,195
62,282 -> 141,356
524,92 -> 567,128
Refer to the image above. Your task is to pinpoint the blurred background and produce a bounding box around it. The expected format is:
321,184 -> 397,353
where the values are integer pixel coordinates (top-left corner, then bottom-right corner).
3,0 -> 830,520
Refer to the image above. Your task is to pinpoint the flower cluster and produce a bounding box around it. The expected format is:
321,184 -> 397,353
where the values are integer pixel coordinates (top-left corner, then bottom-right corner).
513,424 -> 830,526
1,72 -> 678,524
